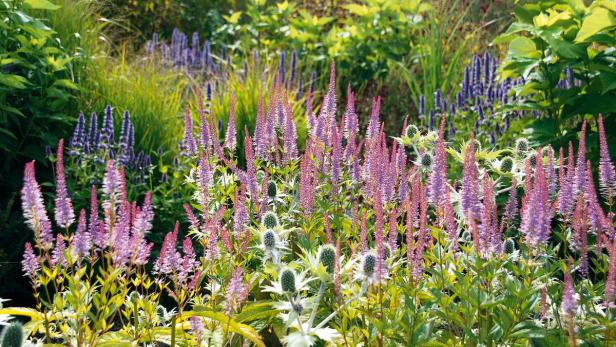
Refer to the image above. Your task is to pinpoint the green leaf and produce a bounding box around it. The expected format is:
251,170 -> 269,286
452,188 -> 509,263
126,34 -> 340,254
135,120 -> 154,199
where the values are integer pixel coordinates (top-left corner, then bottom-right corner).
575,7 -> 616,42
223,11 -> 242,24
181,310 -> 265,347
0,73 -> 29,89
23,0 -> 60,10
507,37 -> 540,59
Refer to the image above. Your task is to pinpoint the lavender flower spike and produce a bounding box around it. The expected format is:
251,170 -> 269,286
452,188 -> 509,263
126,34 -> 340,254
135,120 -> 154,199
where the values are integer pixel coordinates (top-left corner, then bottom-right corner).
598,114 -> 616,200
21,162 -> 53,248
224,96 -> 237,150
182,108 -> 197,156
54,139 -> 75,228
21,242 -> 40,280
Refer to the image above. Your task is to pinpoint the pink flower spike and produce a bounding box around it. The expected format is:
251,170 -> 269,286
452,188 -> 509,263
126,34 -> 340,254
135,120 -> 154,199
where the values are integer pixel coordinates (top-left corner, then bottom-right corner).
21,161 -> 53,248
54,139 -> 75,228
598,114 -> 616,200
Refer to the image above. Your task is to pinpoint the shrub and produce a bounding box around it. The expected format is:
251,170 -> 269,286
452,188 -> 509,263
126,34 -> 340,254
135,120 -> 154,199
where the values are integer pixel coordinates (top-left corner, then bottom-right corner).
496,0 -> 616,148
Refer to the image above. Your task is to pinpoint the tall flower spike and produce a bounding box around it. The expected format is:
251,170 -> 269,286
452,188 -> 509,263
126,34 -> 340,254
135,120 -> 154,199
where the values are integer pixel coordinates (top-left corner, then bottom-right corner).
182,108 -> 197,156
344,84 -> 358,139
21,242 -> 40,280
224,267 -> 249,315
574,120 -> 587,195
461,135 -> 480,219
51,234 -> 66,267
561,260 -> 577,317
504,178 -> 518,224
21,162 -> 53,248
429,117 -> 448,209
366,97 -> 381,140
54,139 -> 75,228
605,240 -> 616,308
89,185 -> 99,238
224,95 -> 237,150
557,147 -> 574,218
324,212 -> 333,244
282,96 -> 298,163
388,208 -> 399,252
598,114 -> 616,200
73,209 -> 91,258
360,211 -> 368,253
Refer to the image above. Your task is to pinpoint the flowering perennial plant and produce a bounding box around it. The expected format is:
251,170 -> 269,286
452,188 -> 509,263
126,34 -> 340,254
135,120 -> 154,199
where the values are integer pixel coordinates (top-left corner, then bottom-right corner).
3,64 -> 616,346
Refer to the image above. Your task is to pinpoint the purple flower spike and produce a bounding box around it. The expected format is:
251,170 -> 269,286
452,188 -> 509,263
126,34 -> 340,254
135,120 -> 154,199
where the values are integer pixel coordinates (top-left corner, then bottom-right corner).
224,96 -> 237,150
574,121 -> 587,195
54,139 -> 75,229
429,117 -> 448,209
22,162 -> 53,248
461,135 -> 480,219
598,114 -> 616,200
561,261 -> 577,317
51,234 -> 66,267
283,97 -> 298,163
22,242 -> 40,280
225,267 -> 249,315
73,209 -> 91,259
182,108 -> 197,156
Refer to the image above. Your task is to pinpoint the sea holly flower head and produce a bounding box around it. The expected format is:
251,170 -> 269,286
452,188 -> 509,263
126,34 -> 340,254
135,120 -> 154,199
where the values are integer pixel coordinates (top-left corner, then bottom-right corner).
262,211 -> 280,229
257,229 -> 288,264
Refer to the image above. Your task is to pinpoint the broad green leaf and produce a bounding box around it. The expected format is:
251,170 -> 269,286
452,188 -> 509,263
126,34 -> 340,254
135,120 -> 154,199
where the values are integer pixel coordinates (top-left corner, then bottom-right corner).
0,73 -> 29,89
23,0 -> 60,10
575,7 -> 616,42
507,37 -> 540,59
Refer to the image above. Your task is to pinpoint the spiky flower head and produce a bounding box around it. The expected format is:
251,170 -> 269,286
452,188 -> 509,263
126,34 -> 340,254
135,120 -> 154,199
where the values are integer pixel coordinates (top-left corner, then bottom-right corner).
504,238 -> 516,254
262,211 -> 279,229
280,269 -> 296,293
262,230 -> 277,250
515,138 -> 529,154
0,322 -> 23,347
500,156 -> 514,173
420,152 -> 432,169
318,245 -> 336,274
267,181 -> 277,198
527,153 -> 537,167
405,124 -> 418,138
362,253 -> 376,277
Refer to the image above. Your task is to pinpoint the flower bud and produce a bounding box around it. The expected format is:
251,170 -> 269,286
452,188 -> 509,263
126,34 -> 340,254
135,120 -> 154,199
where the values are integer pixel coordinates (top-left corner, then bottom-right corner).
318,245 -> 336,273
362,254 -> 376,277
262,212 -> 279,229
280,269 -> 296,293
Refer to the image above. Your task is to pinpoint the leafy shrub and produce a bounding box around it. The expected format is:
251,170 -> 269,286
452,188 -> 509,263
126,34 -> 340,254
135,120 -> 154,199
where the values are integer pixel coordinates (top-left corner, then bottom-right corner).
0,0 -> 79,188
496,0 -> 616,147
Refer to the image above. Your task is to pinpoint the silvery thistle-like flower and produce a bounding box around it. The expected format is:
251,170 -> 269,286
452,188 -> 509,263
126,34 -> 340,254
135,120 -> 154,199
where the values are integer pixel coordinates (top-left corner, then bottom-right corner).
258,229 -> 288,264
